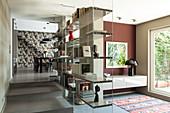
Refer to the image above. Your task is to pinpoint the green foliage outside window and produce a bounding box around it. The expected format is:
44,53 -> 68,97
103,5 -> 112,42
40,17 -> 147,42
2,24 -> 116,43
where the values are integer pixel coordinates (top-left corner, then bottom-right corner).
154,30 -> 170,81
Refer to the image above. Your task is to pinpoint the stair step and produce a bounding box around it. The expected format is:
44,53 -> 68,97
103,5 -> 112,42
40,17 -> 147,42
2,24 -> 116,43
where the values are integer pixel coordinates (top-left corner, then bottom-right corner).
9,81 -> 57,89
7,91 -> 62,102
7,85 -> 60,96
4,98 -> 73,113
37,108 -> 73,113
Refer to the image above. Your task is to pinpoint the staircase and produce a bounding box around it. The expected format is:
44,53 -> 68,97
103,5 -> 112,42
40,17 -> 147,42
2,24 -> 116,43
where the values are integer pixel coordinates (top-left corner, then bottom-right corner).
4,80 -> 73,113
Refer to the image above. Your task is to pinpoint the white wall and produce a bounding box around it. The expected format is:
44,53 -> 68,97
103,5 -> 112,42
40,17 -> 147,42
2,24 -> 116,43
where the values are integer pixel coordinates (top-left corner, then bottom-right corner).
136,15 -> 170,101
14,19 -> 58,33
136,16 -> 170,75
94,18 -> 104,78
0,0 -> 11,112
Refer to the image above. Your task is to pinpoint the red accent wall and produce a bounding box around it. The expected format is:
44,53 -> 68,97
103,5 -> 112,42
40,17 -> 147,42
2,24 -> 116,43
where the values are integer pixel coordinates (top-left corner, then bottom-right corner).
103,21 -> 136,75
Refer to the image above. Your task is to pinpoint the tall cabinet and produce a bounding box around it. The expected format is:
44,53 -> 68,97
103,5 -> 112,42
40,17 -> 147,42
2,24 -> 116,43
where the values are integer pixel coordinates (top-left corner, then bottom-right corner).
53,7 -> 113,108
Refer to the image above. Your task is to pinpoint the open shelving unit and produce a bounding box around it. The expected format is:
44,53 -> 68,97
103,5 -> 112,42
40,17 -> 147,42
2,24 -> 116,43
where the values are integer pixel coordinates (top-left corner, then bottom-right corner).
52,7 -> 112,38
53,7 -> 113,108
63,71 -> 112,108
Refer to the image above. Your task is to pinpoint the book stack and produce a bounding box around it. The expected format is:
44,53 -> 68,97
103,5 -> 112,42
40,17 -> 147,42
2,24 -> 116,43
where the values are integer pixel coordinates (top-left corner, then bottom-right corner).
79,90 -> 94,98
76,80 -> 94,98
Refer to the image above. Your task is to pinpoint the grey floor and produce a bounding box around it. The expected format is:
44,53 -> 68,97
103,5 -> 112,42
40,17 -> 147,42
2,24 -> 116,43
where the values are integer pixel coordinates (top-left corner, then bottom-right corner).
73,93 -> 145,113
4,68 -> 150,113
4,69 -> 73,113
10,68 -> 57,83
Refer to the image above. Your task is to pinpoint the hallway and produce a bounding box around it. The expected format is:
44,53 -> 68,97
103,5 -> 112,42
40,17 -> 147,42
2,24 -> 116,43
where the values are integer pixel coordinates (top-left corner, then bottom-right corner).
4,69 -> 73,113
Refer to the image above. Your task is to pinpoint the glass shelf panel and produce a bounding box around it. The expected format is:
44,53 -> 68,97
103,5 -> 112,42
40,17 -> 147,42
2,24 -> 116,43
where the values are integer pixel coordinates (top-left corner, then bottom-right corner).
64,72 -> 112,83
80,96 -> 112,108
52,7 -> 112,39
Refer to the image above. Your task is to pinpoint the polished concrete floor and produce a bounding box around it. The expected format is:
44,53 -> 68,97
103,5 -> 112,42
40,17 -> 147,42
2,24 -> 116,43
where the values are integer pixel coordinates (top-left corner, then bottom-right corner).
4,68 -> 166,113
4,68 -> 73,113
73,93 -> 144,113
10,68 -> 57,83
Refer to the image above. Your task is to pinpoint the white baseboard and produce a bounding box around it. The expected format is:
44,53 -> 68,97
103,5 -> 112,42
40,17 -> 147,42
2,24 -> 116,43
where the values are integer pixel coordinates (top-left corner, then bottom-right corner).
0,98 -> 6,113
1,82 -> 10,113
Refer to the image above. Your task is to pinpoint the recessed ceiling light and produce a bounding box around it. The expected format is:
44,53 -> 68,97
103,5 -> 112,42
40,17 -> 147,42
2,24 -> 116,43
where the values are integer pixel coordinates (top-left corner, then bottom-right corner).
117,17 -> 122,20
132,19 -> 136,22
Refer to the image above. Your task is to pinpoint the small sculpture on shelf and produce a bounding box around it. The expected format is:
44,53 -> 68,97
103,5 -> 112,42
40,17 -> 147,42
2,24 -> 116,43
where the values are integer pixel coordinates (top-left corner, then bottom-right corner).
94,85 -> 100,102
104,73 -> 110,80
68,50 -> 72,57
92,45 -> 99,58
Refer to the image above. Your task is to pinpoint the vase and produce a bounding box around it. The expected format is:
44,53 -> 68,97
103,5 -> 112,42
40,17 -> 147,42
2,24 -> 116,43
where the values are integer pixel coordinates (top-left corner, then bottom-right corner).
69,31 -> 73,41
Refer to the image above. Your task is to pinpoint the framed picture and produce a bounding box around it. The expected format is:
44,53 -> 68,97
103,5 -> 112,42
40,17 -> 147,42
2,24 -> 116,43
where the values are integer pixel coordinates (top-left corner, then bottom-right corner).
81,64 -> 90,74
82,46 -> 91,57
80,81 -> 91,91
106,42 -> 127,68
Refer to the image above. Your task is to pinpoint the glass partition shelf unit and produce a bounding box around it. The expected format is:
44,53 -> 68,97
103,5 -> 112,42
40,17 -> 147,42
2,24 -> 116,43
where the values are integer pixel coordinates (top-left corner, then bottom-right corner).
63,72 -> 112,83
52,7 -> 112,38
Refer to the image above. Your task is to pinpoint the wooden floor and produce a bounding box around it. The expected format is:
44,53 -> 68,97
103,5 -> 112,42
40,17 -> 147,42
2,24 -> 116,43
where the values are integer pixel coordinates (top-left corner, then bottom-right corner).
4,69 -> 73,113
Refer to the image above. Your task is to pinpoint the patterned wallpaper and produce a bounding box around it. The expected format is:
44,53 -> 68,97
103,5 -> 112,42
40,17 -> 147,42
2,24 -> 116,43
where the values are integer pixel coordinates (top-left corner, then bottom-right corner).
17,31 -> 56,68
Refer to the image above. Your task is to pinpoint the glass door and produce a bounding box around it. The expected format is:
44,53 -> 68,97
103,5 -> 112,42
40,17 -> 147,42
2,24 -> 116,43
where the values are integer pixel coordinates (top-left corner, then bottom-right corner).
150,27 -> 170,96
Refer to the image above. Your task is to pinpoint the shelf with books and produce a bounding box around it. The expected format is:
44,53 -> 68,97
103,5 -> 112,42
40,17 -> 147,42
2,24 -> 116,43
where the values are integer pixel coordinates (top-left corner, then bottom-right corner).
69,7 -> 112,31
53,7 -> 111,39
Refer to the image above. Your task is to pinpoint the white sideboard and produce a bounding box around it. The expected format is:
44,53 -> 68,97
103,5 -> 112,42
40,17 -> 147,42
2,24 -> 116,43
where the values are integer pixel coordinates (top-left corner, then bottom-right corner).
101,75 -> 147,90
93,75 -> 147,99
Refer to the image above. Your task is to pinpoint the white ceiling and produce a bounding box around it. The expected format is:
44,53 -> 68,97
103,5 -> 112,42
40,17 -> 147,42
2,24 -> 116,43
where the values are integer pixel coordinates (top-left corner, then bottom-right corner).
8,0 -> 170,25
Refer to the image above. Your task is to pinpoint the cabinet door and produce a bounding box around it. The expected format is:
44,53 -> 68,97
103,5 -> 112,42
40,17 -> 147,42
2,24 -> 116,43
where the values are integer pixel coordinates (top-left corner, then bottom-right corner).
113,78 -> 126,89
126,76 -> 147,88
101,78 -> 126,90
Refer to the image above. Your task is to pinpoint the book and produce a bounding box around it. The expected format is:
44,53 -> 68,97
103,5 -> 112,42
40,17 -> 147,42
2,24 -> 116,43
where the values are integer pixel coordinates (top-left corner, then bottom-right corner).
79,90 -> 93,95
79,90 -> 94,98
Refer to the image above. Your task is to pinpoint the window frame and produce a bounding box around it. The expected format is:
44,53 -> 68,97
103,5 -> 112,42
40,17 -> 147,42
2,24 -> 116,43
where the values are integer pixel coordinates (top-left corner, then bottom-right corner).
148,26 -> 170,97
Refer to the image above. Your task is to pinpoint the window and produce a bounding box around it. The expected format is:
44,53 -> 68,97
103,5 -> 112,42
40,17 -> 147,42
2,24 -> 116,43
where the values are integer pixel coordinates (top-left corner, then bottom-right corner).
149,26 -> 170,97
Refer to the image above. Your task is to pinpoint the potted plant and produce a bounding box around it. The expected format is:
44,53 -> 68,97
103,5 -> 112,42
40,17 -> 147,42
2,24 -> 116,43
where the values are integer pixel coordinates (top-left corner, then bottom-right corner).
155,74 -> 169,88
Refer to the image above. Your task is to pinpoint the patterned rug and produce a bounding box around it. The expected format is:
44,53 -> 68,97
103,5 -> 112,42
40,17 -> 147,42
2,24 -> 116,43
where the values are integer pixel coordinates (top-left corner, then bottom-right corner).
110,96 -> 170,113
